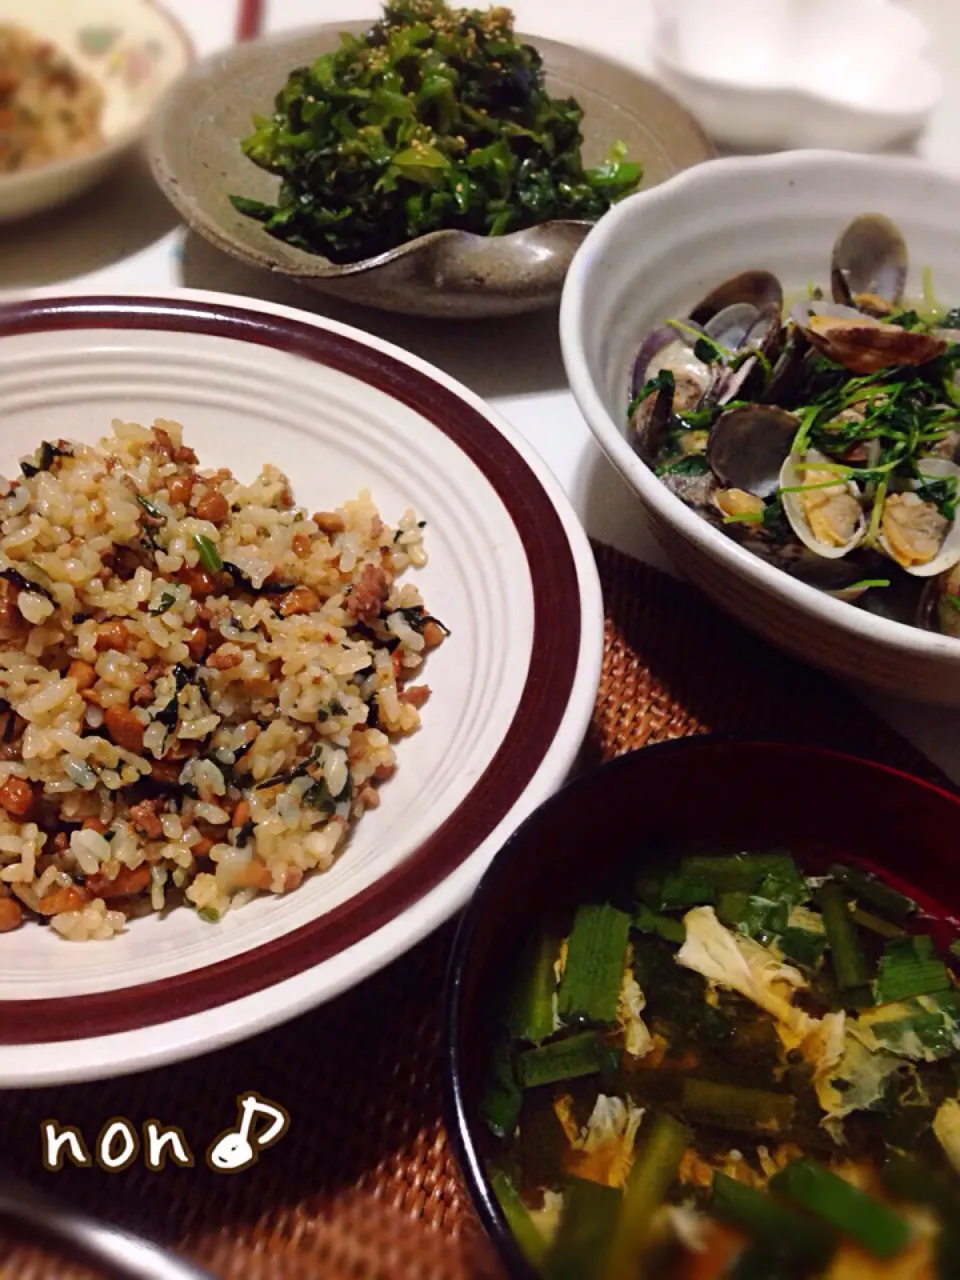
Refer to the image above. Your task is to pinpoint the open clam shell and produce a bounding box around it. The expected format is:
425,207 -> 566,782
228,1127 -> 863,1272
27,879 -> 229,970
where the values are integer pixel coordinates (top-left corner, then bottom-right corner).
689,270 -> 783,329
830,213 -> 908,314
706,404 -> 799,499
780,448 -> 867,559
828,582 -> 873,603
701,300 -> 782,360
660,467 -> 716,512
693,273 -> 784,375
632,325 -> 676,397
713,358 -> 760,406
630,380 -> 674,464
701,302 -> 760,349
790,300 -> 864,325
761,326 -> 810,409
632,272 -> 788,429
795,308 -> 946,374
878,457 -> 960,578
631,325 -> 712,415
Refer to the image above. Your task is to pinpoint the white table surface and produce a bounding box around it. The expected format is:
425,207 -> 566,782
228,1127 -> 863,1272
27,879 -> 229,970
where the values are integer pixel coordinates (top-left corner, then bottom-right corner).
3,0 -> 960,777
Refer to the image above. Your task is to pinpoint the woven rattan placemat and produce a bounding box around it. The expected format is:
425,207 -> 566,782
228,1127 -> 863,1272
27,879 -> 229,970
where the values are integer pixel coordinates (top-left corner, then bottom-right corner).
0,543 -> 952,1280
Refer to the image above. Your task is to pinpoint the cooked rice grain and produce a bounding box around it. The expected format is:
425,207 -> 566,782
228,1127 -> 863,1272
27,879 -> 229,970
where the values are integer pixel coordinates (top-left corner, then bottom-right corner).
0,420 -> 444,939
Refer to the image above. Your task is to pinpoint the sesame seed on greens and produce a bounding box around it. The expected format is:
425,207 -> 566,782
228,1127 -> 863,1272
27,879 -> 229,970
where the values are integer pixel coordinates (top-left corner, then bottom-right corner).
229,0 -> 642,264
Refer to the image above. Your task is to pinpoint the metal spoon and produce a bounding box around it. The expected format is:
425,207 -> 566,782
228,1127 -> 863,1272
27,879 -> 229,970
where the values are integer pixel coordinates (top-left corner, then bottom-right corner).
0,1175 -> 211,1279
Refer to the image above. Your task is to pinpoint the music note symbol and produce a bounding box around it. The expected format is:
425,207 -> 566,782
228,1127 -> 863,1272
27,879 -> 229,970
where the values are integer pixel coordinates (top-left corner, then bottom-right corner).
206,1093 -> 290,1173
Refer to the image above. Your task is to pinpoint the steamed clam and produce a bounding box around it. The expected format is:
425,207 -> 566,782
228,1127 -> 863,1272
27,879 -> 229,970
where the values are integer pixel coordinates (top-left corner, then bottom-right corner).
689,269 -> 783,364
830,213 -> 907,315
877,458 -> 960,578
631,328 -> 711,415
690,269 -> 783,323
629,330 -> 710,465
707,404 -> 798,499
780,449 -> 867,559
628,212 -> 960,637
799,311 -> 946,375
629,271 -> 786,465
879,492 -> 947,569
796,214 -> 944,373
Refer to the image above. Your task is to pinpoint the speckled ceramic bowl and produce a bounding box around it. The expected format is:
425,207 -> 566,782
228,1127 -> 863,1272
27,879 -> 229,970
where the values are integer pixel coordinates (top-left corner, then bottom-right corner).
561,150 -> 960,705
148,23 -> 714,319
0,0 -> 194,223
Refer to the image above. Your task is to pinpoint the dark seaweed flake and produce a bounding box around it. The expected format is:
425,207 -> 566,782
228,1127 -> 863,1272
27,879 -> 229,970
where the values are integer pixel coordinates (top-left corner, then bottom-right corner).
0,568 -> 53,603
20,441 -> 72,478
234,818 -> 256,848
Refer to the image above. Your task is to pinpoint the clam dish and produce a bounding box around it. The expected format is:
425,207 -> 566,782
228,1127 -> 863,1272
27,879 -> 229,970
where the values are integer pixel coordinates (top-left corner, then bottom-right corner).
629,215 -> 960,638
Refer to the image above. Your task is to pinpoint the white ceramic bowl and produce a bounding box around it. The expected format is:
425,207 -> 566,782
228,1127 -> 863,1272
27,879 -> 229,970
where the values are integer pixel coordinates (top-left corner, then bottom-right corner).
0,289 -> 603,1085
650,0 -> 941,152
560,149 -> 960,705
0,0 -> 193,223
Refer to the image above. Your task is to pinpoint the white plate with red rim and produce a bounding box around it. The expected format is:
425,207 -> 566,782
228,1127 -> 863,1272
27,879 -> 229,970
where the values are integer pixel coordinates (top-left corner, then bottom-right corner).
0,289 -> 603,1086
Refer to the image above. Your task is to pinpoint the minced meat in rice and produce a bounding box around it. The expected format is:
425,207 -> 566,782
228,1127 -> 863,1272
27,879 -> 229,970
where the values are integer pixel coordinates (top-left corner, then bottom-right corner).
0,419 -> 446,940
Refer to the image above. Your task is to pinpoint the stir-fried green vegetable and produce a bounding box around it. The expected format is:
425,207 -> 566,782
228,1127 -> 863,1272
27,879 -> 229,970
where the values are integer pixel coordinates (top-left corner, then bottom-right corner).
193,533 -> 223,574
778,924 -> 828,970
633,904 -> 685,944
231,0 -> 642,263
829,863 -> 919,923
482,1038 -> 521,1138
484,848 -> 960,1276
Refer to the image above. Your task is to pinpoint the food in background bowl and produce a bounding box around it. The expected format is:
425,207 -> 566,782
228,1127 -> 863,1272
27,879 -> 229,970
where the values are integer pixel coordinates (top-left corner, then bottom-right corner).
0,22 -> 104,173
630,213 -> 960,639
229,0 -> 642,265
0,420 -> 445,940
482,846 -> 960,1276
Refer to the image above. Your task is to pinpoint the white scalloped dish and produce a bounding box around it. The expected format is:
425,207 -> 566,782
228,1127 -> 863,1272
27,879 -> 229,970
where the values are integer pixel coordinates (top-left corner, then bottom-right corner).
651,0 -> 942,152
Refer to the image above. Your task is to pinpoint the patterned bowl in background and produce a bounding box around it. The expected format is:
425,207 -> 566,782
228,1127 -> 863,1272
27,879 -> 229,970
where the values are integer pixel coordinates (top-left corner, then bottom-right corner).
0,0 -> 194,223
